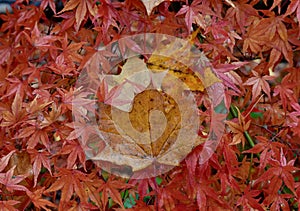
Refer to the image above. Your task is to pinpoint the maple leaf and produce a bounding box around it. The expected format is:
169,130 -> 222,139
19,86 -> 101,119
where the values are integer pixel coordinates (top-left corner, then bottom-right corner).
176,0 -> 216,33
0,166 -> 28,192
0,66 -> 10,97
0,200 -> 20,211
117,37 -> 144,57
27,149 -> 52,187
82,172 -> 103,208
243,15 -> 293,68
1,76 -> 32,100
213,62 -> 247,94
273,75 -> 297,112
146,33 -> 216,92
225,1 -> 258,34
147,55 -> 206,92
0,93 -> 27,127
288,103 -> 300,126
58,0 -> 96,31
243,70 -> 275,99
284,67 -> 300,98
60,140 -> 86,170
26,188 -> 56,211
84,47 -> 117,74
59,34 -> 85,65
1,0 -> 300,209
76,51 -> 208,177
22,23 -> 58,50
150,8 -> 183,35
25,95 -> 52,115
156,187 -> 176,210
236,186 -> 264,211
243,136 -> 285,171
66,121 -> 98,146
263,192 -> 293,211
0,37 -> 13,65
48,54 -> 77,77
93,0 -> 120,33
57,87 -> 94,117
129,177 -> 157,200
5,150 -> 32,178
14,125 -> 51,151
0,150 -> 16,172
291,118 -> 300,139
284,0 -> 300,36
225,108 -> 251,147
205,19 -> 241,51
199,185 -> 229,209
45,169 -> 89,203
260,102 -> 286,126
97,177 -> 131,209
255,149 -> 299,196
126,199 -> 155,210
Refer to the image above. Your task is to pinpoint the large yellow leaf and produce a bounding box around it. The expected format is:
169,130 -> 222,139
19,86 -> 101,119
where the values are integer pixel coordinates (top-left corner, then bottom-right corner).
87,58 -> 202,178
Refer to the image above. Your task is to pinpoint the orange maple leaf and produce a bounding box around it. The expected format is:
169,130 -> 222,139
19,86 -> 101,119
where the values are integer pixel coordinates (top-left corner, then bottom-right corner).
226,107 -> 251,147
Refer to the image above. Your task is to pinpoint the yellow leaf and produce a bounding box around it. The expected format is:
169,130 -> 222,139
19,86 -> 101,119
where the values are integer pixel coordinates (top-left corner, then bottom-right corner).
147,55 -> 205,92
145,29 -> 220,92
92,87 -> 202,177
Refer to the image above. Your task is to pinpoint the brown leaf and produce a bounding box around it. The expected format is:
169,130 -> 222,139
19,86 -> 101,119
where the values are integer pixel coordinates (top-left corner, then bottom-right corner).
226,108 -> 251,147
6,151 -> 32,177
147,38 -> 207,92
91,85 -> 201,177
141,0 -> 165,15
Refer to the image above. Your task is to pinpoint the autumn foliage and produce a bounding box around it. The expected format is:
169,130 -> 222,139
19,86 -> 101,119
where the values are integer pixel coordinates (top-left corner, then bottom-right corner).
0,0 -> 300,210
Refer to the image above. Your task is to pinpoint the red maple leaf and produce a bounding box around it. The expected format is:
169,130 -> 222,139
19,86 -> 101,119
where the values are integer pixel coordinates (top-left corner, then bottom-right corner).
97,176 -> 132,210
176,0 -> 216,33
273,75 -> 297,112
0,150 -> 16,172
60,140 -> 86,170
45,169 -> 89,203
27,149 -> 52,187
243,70 -> 275,99
58,0 -> 96,31
0,200 -> 20,211
244,136 -> 285,171
236,186 -> 264,211
255,149 -> 299,195
0,166 -> 28,192
284,0 -> 300,36
26,187 -> 56,210
213,62 -> 247,94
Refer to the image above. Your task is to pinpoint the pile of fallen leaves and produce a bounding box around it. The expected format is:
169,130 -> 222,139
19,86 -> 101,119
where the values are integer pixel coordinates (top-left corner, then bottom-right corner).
0,0 -> 299,210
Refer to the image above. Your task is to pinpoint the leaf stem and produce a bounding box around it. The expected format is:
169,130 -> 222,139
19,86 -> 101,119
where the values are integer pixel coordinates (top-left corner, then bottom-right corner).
229,104 -> 238,118
244,131 -> 255,148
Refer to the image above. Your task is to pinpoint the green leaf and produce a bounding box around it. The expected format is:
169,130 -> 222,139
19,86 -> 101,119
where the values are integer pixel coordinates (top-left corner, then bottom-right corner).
155,176 -> 163,185
250,111 -> 263,119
